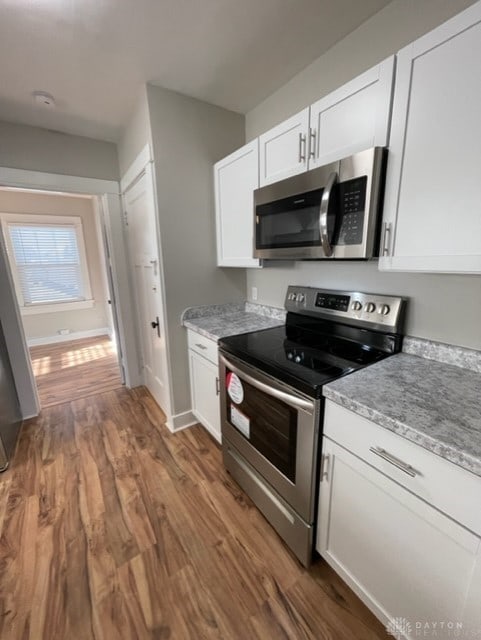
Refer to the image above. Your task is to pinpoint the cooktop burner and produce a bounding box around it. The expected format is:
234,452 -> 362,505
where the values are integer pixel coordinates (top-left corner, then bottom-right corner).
219,325 -> 387,398
219,286 -> 406,398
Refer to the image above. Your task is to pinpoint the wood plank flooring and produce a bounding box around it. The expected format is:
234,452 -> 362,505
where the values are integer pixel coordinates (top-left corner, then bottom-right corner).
29,335 -> 122,408
0,386 -> 389,640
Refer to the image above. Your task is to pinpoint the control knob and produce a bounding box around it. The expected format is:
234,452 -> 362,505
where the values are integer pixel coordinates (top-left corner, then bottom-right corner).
351,300 -> 362,311
296,293 -> 305,303
288,293 -> 296,301
364,302 -> 376,313
378,304 -> 390,316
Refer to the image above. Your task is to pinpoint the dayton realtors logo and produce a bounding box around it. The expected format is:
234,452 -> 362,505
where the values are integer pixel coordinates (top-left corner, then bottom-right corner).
386,617 -> 474,638
387,618 -> 413,639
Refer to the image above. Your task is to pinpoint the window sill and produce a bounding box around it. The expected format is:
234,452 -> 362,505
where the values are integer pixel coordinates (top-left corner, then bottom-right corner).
20,299 -> 95,316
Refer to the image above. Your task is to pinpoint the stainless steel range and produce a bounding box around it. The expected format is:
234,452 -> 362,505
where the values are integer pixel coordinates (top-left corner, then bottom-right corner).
218,286 -> 406,566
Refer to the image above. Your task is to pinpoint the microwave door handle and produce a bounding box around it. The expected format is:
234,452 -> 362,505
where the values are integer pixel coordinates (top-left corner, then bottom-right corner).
219,354 -> 314,414
319,171 -> 338,257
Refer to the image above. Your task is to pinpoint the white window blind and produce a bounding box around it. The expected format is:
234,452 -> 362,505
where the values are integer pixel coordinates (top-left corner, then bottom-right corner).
7,223 -> 86,305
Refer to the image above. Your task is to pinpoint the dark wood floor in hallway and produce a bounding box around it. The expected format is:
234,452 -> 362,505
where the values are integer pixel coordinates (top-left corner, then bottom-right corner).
0,386 -> 389,640
29,335 -> 123,408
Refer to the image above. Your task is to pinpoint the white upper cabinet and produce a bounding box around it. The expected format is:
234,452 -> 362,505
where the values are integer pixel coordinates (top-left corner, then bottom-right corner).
214,139 -> 260,268
309,56 -> 394,168
380,2 -> 481,273
258,58 -> 394,187
258,108 -> 310,186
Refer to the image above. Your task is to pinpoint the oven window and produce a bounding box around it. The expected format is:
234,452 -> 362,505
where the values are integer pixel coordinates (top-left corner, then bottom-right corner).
226,374 -> 297,482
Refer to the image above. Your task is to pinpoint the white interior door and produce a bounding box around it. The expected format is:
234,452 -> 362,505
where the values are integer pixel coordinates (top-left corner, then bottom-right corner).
123,165 -> 171,417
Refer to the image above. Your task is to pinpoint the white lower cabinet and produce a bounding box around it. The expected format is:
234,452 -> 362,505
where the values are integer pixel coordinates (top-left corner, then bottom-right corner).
317,402 -> 481,639
187,331 -> 221,443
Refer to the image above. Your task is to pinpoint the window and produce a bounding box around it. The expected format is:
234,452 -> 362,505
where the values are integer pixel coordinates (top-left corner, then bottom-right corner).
1,214 -> 93,315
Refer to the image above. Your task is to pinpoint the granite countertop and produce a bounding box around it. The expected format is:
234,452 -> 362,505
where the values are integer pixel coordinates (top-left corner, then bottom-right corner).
324,352 -> 481,477
181,302 -> 285,341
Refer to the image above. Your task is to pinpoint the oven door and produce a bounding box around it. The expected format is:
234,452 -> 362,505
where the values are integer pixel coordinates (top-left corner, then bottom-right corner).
219,351 -> 320,523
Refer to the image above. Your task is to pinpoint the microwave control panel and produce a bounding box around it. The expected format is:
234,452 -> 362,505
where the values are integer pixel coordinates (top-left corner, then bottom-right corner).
336,176 -> 367,245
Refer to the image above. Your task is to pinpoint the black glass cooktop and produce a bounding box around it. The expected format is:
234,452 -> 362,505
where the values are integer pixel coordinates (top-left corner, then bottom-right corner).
219,315 -> 399,398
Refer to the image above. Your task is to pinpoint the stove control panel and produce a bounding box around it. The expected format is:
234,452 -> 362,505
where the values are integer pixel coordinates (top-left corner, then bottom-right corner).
285,286 -> 406,333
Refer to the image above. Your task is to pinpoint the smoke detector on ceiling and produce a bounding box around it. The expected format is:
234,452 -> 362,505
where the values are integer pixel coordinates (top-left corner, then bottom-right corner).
32,91 -> 56,108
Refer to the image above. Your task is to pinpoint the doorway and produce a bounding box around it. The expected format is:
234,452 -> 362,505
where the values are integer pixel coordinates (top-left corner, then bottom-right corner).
0,186 -> 124,408
29,335 -> 121,407
122,163 -> 171,416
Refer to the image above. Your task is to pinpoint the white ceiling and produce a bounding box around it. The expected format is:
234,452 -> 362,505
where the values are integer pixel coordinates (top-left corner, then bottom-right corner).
0,0 -> 392,142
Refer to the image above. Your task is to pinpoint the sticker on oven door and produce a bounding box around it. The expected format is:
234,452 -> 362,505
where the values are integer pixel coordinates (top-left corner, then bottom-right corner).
230,406 -> 250,439
226,372 -> 244,404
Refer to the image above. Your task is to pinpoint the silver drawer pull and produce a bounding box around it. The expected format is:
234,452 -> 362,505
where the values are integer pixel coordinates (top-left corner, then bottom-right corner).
195,343 -> 207,350
369,446 -> 418,478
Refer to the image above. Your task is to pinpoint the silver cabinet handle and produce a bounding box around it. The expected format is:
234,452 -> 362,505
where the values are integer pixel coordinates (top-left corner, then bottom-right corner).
309,128 -> 316,159
381,222 -> 391,257
298,133 -> 307,162
319,171 -> 337,258
369,446 -> 418,478
219,354 -> 314,413
320,453 -> 330,481
215,376 -> 220,396
195,343 -> 207,350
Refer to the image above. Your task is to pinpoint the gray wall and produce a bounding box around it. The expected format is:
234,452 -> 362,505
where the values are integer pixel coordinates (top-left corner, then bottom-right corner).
0,120 -> 119,181
246,0 -> 477,139
146,85 -> 246,415
245,0 -> 481,350
0,190 -> 110,342
117,89 -> 152,178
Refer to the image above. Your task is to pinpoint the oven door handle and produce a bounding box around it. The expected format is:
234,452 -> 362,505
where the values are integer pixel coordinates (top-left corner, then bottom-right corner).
319,171 -> 337,258
219,354 -> 315,413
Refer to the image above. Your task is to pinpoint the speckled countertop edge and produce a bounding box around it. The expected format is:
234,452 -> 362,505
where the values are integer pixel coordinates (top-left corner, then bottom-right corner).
323,353 -> 481,477
182,302 -> 286,342
181,303 -> 245,322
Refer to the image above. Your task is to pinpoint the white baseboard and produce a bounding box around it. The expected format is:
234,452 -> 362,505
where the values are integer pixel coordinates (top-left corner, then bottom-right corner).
165,409 -> 197,433
27,327 -> 110,347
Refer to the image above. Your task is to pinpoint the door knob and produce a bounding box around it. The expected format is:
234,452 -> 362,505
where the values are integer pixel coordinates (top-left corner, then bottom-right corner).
151,317 -> 161,338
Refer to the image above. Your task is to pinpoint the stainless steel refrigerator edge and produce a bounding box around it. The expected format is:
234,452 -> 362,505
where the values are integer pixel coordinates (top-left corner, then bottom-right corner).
0,319 -> 22,471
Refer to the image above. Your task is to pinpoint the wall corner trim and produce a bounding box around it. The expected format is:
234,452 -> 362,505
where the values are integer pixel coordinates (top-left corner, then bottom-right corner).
0,166 -> 120,196
120,144 -> 152,193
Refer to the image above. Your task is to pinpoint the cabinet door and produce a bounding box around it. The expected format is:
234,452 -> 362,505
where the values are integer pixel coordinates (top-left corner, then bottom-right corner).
317,437 -> 481,637
214,140 -> 260,268
189,349 -> 221,443
258,108 -> 309,186
309,57 -> 394,168
380,3 -> 481,273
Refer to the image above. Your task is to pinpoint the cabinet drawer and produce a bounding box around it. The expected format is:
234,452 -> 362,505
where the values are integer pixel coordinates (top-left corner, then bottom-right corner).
187,330 -> 218,364
324,400 -> 481,536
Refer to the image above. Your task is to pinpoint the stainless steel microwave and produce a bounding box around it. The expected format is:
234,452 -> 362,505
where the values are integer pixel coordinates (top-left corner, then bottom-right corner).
254,147 -> 387,260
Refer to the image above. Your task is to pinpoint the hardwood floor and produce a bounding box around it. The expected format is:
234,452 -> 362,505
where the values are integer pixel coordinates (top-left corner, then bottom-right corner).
0,386 -> 389,640
29,335 -> 122,408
